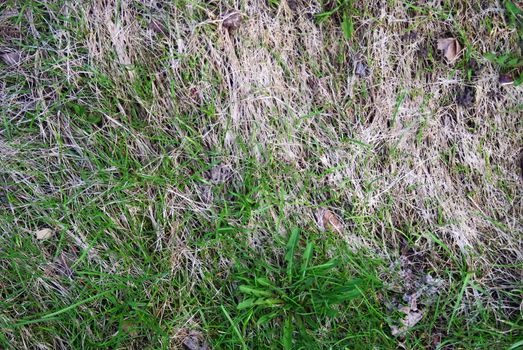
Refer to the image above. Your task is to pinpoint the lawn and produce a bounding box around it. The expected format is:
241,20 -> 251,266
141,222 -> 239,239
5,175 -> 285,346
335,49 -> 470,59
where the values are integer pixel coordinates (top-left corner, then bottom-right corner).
0,0 -> 522,349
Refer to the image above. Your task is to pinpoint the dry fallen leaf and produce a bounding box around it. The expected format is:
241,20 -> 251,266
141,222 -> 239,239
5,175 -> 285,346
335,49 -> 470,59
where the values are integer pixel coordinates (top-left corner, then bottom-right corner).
355,61 -> 369,78
390,297 -> 423,336
1,51 -> 21,65
286,0 -> 298,11
44,250 -> 76,278
208,164 -> 233,184
36,228 -> 53,240
182,330 -> 210,350
222,12 -> 242,30
437,38 -> 461,64
122,320 -> 139,336
317,209 -> 343,234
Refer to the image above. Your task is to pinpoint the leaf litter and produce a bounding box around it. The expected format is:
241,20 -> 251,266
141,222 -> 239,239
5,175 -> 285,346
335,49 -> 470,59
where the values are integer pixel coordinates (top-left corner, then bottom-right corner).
182,330 -> 210,350
316,209 -> 343,234
222,11 -> 242,30
44,250 -> 77,279
437,38 -> 462,64
390,295 -> 423,336
35,228 -> 53,240
1,51 -> 22,65
386,251 -> 444,336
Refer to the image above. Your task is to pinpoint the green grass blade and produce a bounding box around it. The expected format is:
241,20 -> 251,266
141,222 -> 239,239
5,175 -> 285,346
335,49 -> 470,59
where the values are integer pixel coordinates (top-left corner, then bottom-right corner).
300,242 -> 314,278
12,289 -> 115,327
239,285 -> 273,297
221,305 -> 248,350
341,12 -> 354,40
282,316 -> 293,350
508,339 -> 523,350
448,272 -> 472,332
285,228 -> 300,280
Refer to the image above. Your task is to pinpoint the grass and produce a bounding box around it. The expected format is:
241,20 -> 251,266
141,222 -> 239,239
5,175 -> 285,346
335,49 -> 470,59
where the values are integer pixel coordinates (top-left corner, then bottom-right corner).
1,0 -> 522,349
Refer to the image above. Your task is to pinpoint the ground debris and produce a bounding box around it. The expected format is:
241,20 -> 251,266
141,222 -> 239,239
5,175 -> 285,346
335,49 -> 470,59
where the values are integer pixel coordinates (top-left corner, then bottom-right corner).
316,209 -> 343,234
456,86 -> 475,107
437,38 -> 461,64
390,295 -> 423,336
182,330 -> 210,350
35,228 -> 53,240
1,51 -> 21,65
222,12 -> 242,30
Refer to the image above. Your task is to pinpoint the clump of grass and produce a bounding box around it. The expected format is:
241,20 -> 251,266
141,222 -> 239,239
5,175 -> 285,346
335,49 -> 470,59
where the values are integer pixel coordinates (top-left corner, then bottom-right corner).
233,228 -> 378,348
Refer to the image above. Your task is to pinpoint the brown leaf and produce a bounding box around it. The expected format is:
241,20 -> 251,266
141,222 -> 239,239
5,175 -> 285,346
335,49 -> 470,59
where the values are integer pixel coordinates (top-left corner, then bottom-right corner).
182,330 -> 210,350
208,164 -> 233,184
286,0 -> 298,11
222,12 -> 242,30
44,251 -> 76,279
122,320 -> 139,336
317,209 -> 343,234
437,38 -> 461,64
390,296 -> 423,336
355,61 -> 369,78
1,51 -> 21,65
36,228 -> 53,240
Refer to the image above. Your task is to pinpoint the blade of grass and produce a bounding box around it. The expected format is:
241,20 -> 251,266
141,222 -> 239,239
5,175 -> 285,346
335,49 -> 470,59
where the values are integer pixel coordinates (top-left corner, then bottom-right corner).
11,289 -> 115,328
221,305 -> 248,350
448,272 -> 472,332
285,228 -> 300,281
282,316 -> 293,350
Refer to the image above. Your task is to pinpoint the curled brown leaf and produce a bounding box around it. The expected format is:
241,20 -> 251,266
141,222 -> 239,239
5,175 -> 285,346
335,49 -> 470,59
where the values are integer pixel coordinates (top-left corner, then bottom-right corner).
182,330 -> 210,350
437,38 -> 461,64
390,296 -> 423,336
1,51 -> 21,65
222,12 -> 242,30
317,209 -> 343,234
36,228 -> 53,240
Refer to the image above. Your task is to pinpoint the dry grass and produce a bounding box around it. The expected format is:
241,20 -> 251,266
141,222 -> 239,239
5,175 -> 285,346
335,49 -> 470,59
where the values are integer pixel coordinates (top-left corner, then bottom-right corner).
1,0 -> 522,348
